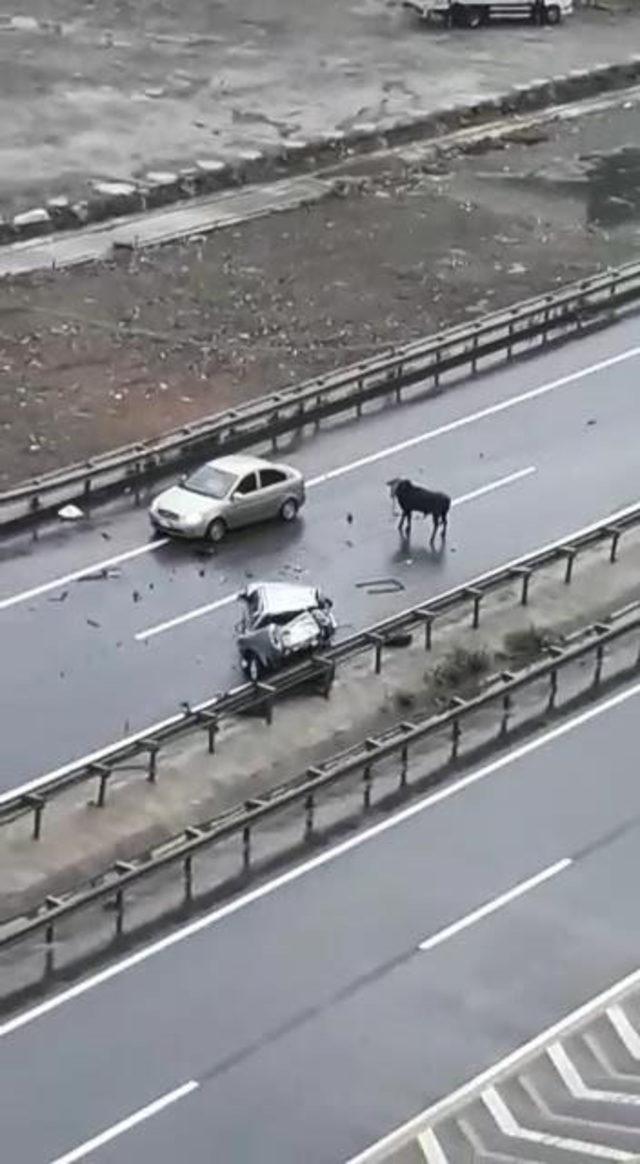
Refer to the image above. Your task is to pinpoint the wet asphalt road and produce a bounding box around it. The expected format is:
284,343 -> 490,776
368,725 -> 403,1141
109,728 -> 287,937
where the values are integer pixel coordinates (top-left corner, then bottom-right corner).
2,318 -> 640,790
2,680 -> 640,1163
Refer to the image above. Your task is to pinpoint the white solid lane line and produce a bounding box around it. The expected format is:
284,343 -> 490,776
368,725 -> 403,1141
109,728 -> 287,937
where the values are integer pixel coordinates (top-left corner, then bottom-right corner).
450,465 -> 535,508
306,343 -> 640,488
3,674 -> 640,1041
418,859 -> 571,953
0,538 -> 168,613
3,337 -> 640,617
134,466 -> 537,642
49,1080 -> 199,1164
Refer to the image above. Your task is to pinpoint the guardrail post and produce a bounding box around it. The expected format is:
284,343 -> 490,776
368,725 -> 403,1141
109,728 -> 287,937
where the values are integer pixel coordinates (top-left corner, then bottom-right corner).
416,610 -> 436,651
256,683 -> 275,725
184,855 -> 193,903
45,918 -> 56,976
471,329 -> 479,375
593,642 -> 605,687
450,715 -> 461,761
144,740 -> 159,784
498,673 -> 514,737
312,656 -> 335,698
511,566 -> 532,606
559,546 -> 577,584
198,710 -> 219,753
355,380 -> 364,418
507,319 -> 514,361
548,667 -> 558,711
466,587 -> 483,630
400,742 -> 409,787
304,792 -> 315,839
606,526 -> 622,563
24,793 -> 45,840
91,763 -> 111,808
366,633 -> 385,674
394,365 -> 403,404
362,764 -> 373,809
242,823 -> 251,870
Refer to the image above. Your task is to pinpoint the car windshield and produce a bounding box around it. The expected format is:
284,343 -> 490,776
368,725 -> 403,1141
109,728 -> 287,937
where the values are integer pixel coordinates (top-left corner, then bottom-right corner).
183,465 -> 236,500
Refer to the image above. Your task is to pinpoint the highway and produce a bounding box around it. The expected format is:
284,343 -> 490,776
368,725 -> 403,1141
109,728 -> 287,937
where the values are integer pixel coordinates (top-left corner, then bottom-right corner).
2,677 -> 640,1163
2,317 -> 640,789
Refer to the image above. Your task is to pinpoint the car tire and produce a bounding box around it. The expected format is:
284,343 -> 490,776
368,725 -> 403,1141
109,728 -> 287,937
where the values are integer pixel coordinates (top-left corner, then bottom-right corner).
544,3 -> 561,22
245,653 -> 263,683
280,497 -> 299,523
451,3 -> 466,25
465,5 -> 483,27
206,517 -> 226,544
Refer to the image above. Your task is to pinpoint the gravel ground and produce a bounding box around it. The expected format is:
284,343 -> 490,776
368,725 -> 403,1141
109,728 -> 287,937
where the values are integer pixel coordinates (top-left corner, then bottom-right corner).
1,0 -> 640,214
1,88 -> 640,487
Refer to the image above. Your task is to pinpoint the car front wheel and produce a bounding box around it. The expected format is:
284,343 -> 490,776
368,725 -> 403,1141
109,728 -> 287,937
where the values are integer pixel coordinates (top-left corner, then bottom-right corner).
280,498 -> 298,523
244,653 -> 263,683
206,517 -> 226,544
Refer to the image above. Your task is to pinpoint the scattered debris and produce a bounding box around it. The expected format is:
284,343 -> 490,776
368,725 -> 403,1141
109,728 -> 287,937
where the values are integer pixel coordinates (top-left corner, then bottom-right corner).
58,503 -> 84,522
355,577 -> 405,594
48,590 -> 68,602
86,618 -> 100,628
79,568 -> 121,581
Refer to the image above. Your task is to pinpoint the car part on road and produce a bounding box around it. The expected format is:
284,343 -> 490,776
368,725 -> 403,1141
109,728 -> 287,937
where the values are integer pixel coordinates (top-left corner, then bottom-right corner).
2,258 -> 640,536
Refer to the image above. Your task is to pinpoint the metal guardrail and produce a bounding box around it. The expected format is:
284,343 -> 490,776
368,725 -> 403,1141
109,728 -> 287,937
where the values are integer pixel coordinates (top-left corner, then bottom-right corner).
3,499 -> 639,839
3,607 -> 640,986
2,258 -> 640,532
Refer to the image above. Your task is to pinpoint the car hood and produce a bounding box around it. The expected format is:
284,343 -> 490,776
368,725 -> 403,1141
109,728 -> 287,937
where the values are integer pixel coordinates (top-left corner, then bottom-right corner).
151,485 -> 219,519
242,582 -> 322,618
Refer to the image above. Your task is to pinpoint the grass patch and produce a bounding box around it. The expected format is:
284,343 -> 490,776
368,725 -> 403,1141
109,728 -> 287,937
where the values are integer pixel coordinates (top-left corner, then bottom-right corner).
502,625 -> 550,665
432,646 -> 491,699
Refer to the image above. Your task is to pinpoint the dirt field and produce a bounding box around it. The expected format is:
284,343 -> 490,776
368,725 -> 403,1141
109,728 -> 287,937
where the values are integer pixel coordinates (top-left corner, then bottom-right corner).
1,88 -> 639,487
1,0 -> 640,215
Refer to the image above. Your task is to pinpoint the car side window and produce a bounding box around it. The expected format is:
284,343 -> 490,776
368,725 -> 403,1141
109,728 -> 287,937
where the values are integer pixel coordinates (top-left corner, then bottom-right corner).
260,468 -> 286,488
235,472 -> 258,496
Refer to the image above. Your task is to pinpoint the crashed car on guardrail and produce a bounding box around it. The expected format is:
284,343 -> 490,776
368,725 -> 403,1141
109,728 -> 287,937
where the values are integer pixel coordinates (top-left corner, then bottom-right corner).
237,581 -> 337,681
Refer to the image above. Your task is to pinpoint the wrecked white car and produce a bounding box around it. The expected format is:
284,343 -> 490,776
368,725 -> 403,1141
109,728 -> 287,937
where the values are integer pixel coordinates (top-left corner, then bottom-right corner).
237,582 -> 337,682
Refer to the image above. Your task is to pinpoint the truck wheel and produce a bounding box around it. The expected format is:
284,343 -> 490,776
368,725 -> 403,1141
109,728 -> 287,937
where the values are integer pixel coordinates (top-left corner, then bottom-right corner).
451,4 -> 466,25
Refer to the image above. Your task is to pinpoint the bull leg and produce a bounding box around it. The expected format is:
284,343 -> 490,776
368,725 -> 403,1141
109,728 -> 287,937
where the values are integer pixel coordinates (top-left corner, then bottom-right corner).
430,515 -> 437,545
441,512 -> 448,539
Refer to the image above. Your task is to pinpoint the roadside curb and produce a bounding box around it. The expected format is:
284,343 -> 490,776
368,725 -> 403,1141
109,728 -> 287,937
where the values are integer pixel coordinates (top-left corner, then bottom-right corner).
5,54 -> 640,245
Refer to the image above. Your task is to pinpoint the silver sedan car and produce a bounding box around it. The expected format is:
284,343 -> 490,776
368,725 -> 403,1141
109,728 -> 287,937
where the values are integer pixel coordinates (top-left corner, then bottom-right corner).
149,453 -> 306,542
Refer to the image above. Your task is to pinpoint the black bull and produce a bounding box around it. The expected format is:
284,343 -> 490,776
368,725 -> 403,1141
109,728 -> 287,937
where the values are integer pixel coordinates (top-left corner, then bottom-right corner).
387,478 -> 451,541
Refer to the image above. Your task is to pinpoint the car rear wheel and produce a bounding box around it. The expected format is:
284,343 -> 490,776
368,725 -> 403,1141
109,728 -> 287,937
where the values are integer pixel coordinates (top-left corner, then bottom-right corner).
280,497 -> 298,523
206,517 -> 226,544
244,653 -> 263,683
544,3 -> 561,22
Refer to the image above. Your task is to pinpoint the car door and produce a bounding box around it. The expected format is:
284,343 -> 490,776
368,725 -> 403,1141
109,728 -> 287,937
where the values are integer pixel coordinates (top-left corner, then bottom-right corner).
228,471 -> 262,528
257,467 -> 289,518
